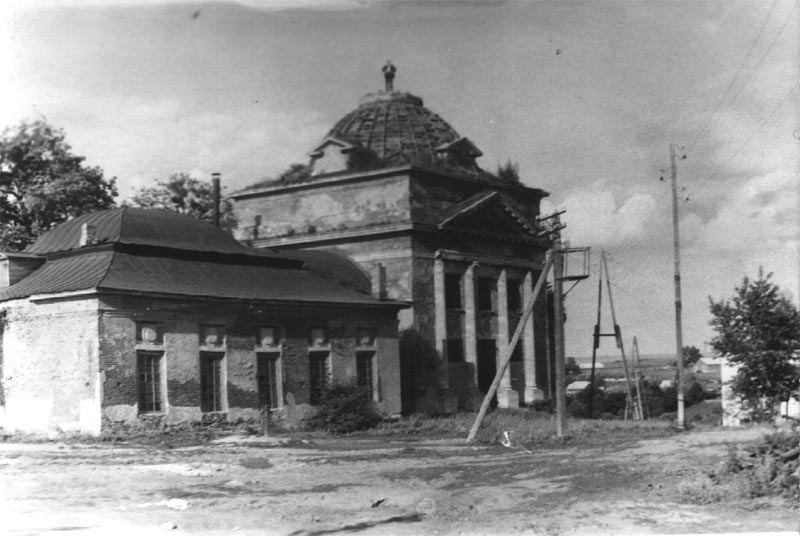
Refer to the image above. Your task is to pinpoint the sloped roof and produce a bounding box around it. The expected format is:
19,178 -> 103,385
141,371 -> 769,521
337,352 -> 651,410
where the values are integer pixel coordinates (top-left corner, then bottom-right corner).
26,207 -> 289,260
1,208 -> 402,309
0,248 -> 396,307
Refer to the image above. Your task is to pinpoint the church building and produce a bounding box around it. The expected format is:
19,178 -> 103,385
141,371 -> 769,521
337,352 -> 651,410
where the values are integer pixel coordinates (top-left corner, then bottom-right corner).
232,65 -> 556,413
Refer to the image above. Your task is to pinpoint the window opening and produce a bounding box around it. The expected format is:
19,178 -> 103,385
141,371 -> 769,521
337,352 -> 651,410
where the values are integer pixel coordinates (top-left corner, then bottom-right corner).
257,352 -> 281,409
200,352 -> 224,412
477,277 -> 495,311
444,273 -> 462,309
356,351 -> 375,399
137,351 -> 163,413
309,351 -> 330,406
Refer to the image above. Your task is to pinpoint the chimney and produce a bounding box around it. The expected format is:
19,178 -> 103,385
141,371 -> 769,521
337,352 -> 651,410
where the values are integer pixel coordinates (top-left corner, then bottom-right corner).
79,223 -> 97,247
212,172 -> 221,228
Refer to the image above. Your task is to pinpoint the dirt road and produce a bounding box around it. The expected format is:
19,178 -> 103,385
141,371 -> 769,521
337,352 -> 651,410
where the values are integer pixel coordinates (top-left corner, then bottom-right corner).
1,427 -> 797,535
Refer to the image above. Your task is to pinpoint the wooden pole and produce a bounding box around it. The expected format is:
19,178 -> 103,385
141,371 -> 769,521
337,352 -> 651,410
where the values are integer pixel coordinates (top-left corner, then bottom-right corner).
670,144 -> 686,430
466,252 -> 553,443
602,253 -> 639,420
553,236 -> 567,437
587,258 -> 603,419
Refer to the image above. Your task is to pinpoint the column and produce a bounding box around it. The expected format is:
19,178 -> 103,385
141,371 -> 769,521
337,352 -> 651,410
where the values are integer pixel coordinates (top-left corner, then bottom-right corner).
497,269 -> 519,408
463,263 -> 478,378
433,255 -> 449,390
523,270 -> 544,403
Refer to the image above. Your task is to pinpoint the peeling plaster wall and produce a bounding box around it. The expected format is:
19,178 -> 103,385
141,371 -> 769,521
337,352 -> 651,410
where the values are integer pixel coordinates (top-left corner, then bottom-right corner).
235,174 -> 411,242
0,297 -> 101,435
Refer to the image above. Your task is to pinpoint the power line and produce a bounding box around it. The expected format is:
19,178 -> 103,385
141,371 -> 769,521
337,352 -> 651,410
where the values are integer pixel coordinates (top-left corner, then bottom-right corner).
687,0 -> 780,153
724,0 -> 798,107
702,82 -> 797,183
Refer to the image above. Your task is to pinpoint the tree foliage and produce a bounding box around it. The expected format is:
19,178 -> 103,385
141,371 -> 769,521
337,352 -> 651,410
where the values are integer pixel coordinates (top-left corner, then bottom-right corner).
495,159 -> 521,183
709,268 -> 800,421
682,345 -> 702,367
0,119 -> 117,251
129,173 -> 237,232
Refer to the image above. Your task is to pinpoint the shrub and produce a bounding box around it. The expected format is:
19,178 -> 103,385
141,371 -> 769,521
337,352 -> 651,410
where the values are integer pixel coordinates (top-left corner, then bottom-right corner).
601,391 -> 628,417
567,399 -> 588,418
686,381 -> 705,406
662,387 -> 678,412
304,383 -> 382,434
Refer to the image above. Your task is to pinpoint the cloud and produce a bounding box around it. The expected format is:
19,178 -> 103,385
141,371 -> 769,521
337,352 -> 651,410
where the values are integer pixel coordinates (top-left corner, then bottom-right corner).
550,181 -> 662,249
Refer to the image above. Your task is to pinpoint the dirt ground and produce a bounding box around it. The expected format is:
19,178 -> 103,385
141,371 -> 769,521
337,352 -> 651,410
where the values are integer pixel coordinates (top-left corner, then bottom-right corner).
2,426 -> 798,536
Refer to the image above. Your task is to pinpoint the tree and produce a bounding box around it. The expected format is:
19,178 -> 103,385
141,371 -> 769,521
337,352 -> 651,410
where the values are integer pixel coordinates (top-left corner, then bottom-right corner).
682,345 -> 702,368
709,268 -> 800,421
495,159 -> 521,183
0,119 -> 117,251
129,173 -> 237,232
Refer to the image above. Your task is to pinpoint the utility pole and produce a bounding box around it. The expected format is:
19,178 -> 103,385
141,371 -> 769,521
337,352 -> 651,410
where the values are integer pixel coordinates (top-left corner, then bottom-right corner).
602,253 -> 639,421
553,233 -> 567,437
587,259 -> 603,419
670,143 -> 686,430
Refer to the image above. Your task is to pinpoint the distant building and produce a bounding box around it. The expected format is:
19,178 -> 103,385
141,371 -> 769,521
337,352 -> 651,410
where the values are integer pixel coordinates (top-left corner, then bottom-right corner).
0,208 -> 405,435
232,66 -> 555,413
693,356 -> 724,374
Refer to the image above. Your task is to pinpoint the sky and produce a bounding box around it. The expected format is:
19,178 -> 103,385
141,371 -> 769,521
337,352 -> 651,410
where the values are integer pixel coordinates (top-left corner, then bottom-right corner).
1,0 -> 798,358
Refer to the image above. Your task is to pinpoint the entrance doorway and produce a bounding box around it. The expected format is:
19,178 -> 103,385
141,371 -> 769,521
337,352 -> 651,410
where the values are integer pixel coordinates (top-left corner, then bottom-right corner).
477,339 -> 497,407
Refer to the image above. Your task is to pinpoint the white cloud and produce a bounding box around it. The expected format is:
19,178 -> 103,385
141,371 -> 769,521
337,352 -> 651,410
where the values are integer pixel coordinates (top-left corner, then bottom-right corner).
554,181 -> 661,249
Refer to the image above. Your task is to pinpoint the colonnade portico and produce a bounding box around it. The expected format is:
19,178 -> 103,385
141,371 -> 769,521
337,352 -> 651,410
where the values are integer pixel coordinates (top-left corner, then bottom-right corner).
433,250 -> 545,409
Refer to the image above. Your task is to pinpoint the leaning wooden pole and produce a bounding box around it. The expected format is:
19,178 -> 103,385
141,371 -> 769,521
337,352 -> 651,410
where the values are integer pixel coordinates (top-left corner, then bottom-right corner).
466,252 -> 554,444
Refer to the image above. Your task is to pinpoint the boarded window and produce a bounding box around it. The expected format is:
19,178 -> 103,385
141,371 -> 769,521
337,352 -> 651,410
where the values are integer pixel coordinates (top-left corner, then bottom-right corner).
507,279 -> 522,312
444,273 -> 462,309
309,351 -> 330,405
477,277 -> 495,311
257,352 -> 281,409
356,351 -> 375,399
200,352 -> 224,412
137,351 -> 163,413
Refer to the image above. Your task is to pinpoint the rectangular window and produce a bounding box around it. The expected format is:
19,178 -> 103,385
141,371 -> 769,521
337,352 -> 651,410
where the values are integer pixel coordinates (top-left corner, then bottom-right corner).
257,352 -> 281,409
444,273 -> 462,309
309,351 -> 330,406
446,339 -> 465,362
507,279 -> 522,312
356,351 -> 375,399
200,352 -> 224,413
137,351 -> 163,413
477,277 -> 495,311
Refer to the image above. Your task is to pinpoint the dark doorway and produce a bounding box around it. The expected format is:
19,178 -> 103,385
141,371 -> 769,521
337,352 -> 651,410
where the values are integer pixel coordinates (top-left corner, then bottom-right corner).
477,339 -> 497,407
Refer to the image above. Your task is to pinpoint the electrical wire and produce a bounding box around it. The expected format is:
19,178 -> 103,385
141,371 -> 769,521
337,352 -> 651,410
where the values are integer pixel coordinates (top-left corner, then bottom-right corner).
687,0 -> 780,153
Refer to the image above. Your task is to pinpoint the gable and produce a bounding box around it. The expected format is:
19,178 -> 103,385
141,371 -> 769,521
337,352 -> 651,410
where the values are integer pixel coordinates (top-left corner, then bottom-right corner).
438,191 -> 539,238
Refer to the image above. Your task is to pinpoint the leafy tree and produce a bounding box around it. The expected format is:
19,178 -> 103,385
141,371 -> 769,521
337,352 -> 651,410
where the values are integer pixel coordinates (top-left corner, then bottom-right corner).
0,119 -> 117,251
129,173 -> 237,232
682,345 -> 702,367
709,268 -> 800,421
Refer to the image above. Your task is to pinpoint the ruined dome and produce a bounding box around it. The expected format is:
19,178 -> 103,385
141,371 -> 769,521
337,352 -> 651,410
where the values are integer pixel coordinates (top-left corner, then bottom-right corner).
324,91 -> 462,162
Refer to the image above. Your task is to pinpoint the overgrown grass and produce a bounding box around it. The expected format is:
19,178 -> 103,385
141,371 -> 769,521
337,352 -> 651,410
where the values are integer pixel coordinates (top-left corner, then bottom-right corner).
680,429 -> 800,504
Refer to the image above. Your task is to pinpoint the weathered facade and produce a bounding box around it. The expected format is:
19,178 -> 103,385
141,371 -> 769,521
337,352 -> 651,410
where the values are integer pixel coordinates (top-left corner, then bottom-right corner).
232,68 -> 554,413
0,208 -> 404,435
